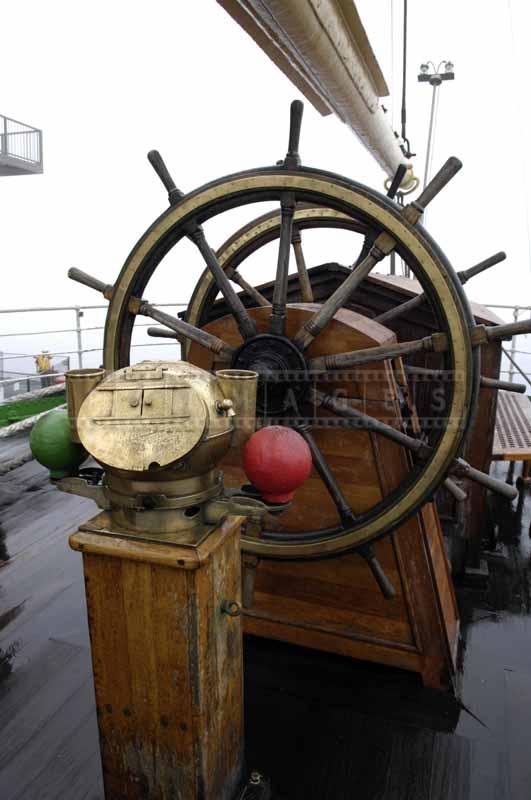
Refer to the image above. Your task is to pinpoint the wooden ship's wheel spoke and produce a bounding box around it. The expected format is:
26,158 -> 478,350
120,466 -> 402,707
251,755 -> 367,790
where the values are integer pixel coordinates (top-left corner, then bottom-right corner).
375,251 -> 507,324
270,191 -> 296,336
226,266 -> 270,307
147,149 -> 258,341
291,227 -> 313,302
292,242 -> 389,350
295,423 -> 396,598
68,268 -> 235,360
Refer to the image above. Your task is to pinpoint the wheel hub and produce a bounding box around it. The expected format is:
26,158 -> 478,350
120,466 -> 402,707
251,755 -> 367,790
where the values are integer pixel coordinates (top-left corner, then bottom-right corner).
232,334 -> 309,417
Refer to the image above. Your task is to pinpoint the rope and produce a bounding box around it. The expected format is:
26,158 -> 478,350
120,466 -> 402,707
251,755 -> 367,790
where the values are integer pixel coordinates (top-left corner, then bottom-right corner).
0,383 -> 65,406
0,373 -> 66,387
0,451 -> 34,475
0,404 -> 66,440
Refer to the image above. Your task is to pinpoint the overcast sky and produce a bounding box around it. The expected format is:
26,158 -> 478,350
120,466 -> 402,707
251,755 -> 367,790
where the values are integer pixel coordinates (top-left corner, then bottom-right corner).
2,0 -> 531,372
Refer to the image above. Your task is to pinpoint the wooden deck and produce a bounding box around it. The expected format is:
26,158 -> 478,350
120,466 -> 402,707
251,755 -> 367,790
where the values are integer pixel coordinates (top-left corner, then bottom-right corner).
2,445 -> 531,798
493,390 -> 531,461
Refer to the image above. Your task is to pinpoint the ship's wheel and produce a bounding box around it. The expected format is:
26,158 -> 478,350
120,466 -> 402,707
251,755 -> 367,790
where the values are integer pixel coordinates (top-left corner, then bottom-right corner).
69,101 -> 521,595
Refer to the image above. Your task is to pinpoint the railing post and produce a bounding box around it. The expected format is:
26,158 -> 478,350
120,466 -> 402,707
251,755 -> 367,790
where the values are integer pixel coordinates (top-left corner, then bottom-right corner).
1,115 -> 6,156
75,307 -> 84,368
508,306 -> 519,383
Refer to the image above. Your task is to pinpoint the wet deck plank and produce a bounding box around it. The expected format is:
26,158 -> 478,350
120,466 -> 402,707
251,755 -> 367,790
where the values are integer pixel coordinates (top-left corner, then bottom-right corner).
504,668 -> 531,800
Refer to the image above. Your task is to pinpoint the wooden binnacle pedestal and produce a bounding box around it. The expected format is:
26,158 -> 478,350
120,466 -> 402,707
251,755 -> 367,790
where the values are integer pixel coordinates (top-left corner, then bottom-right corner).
70,513 -> 251,800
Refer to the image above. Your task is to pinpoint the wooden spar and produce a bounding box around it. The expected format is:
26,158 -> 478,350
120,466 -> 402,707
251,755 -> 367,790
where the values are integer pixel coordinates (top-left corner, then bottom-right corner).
217,0 -> 409,178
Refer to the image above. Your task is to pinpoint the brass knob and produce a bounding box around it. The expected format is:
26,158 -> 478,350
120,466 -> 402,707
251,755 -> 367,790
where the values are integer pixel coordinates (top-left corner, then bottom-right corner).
216,398 -> 235,417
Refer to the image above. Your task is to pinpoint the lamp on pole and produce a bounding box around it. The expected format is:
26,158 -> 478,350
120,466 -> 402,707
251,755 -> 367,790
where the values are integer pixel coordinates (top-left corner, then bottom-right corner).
418,61 -> 455,190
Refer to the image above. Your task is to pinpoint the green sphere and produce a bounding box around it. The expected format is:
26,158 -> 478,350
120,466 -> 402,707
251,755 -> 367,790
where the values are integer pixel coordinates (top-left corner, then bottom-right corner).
30,408 -> 88,479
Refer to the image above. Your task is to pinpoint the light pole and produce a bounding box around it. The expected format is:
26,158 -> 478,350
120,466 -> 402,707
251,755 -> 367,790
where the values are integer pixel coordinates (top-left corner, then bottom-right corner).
418,61 -> 455,190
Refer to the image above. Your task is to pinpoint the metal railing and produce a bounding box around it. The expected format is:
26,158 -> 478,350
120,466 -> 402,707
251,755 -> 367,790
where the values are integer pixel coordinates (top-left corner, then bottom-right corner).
485,304 -> 531,387
1,301 -> 530,399
0,303 -> 186,400
0,114 -> 43,167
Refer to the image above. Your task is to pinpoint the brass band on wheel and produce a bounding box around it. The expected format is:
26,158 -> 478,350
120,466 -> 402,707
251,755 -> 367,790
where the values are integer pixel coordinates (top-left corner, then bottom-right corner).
103,168 -> 475,559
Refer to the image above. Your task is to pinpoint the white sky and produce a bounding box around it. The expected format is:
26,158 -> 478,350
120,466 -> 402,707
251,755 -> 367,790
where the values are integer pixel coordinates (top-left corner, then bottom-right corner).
2,0 -> 531,373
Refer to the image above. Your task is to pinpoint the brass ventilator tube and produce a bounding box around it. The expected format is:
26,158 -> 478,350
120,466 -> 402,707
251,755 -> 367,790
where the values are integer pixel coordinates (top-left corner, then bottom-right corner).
66,368 -> 106,443
215,369 -> 258,448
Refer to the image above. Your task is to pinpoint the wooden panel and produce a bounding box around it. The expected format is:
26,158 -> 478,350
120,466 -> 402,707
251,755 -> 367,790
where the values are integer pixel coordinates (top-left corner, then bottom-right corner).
243,614 -> 423,675
76,518 -> 244,800
190,303 -> 457,687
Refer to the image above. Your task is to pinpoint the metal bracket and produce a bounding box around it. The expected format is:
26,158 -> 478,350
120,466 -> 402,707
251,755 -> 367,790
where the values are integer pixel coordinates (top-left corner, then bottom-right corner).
204,488 -> 290,528
56,476 -> 110,509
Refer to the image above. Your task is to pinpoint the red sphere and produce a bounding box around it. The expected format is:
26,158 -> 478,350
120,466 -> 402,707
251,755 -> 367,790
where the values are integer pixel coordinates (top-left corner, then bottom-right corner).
242,426 -> 312,503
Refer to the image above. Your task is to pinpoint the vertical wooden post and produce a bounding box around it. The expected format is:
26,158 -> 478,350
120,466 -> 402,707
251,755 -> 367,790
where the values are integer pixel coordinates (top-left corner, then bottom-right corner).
70,515 -> 245,800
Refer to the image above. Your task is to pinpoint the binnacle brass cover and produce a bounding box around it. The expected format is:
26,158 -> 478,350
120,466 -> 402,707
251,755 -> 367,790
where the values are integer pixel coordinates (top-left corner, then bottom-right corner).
77,361 -> 217,472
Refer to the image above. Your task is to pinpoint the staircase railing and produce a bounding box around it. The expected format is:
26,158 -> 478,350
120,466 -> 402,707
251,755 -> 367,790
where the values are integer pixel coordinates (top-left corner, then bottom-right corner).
0,114 -> 42,167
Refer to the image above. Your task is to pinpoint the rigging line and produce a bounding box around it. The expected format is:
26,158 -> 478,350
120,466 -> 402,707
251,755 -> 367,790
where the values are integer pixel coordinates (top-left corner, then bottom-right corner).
390,0 -> 395,131
507,0 -> 531,274
400,0 -> 407,140
400,0 -> 414,158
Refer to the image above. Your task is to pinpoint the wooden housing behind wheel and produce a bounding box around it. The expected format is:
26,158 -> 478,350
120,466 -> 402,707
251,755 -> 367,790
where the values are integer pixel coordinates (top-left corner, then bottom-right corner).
189,305 -> 458,690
